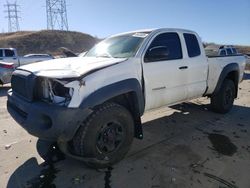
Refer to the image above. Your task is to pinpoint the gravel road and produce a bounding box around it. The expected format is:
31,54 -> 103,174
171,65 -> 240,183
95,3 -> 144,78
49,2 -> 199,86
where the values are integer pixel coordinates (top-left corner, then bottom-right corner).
0,72 -> 250,188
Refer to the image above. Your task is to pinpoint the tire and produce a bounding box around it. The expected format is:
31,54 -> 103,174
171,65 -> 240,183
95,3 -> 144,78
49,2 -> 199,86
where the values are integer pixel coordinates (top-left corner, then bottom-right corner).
72,102 -> 134,168
211,79 -> 236,114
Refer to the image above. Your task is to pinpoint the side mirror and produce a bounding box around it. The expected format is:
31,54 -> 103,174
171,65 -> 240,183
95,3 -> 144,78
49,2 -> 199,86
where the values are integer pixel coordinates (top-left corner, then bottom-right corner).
144,46 -> 169,62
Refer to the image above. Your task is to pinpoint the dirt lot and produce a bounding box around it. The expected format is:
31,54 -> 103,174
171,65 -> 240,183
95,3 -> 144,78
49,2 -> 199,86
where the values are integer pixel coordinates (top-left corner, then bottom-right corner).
0,72 -> 250,188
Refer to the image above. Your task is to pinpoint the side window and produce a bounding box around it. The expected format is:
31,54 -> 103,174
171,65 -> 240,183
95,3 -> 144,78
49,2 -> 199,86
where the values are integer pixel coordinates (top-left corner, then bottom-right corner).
183,33 -> 201,57
220,49 -> 226,56
232,48 -> 237,54
226,48 -> 232,55
0,50 -> 3,57
4,49 -> 15,57
144,32 -> 182,62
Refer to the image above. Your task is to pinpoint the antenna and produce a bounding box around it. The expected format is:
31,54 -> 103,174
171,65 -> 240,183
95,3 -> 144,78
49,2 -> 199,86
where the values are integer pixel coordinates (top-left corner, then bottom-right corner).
46,0 -> 69,31
4,1 -> 21,32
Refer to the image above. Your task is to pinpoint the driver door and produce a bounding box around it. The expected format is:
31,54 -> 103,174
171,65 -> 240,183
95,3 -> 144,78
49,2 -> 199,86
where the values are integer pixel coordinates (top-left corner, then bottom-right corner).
143,32 -> 188,110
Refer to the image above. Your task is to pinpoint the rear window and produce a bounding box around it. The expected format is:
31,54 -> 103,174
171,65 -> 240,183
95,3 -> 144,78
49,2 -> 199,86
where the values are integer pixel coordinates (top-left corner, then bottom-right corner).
183,33 -> 201,57
226,48 -> 232,55
0,50 -> 3,57
4,49 -> 15,57
232,48 -> 237,54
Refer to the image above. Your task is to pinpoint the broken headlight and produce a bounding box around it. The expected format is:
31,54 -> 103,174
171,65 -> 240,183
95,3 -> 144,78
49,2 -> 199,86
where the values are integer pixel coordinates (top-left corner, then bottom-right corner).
37,78 -> 74,106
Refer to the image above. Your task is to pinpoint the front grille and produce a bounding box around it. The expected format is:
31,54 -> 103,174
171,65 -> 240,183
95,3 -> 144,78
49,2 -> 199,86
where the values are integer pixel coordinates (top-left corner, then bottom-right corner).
11,74 -> 27,97
7,101 -> 28,120
11,70 -> 36,101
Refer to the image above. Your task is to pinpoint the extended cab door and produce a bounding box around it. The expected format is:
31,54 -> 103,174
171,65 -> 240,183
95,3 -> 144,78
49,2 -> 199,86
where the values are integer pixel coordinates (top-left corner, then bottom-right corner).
142,32 -> 188,110
183,33 -> 208,99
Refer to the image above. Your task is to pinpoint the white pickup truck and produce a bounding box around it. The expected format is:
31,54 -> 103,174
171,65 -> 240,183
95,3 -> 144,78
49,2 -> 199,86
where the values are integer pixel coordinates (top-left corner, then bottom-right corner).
0,48 -> 53,67
7,28 -> 246,168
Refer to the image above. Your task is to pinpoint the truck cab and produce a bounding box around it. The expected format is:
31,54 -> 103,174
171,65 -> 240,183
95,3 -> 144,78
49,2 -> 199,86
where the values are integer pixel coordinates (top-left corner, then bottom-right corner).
140,30 -> 208,110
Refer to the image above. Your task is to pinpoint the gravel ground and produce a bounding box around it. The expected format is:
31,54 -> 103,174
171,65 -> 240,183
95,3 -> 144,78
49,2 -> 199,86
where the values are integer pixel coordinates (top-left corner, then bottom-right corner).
0,72 -> 250,188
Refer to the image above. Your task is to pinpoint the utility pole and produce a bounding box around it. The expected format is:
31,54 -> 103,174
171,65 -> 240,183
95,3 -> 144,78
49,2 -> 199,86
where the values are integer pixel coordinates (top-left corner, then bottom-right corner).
46,0 -> 69,31
4,1 -> 20,32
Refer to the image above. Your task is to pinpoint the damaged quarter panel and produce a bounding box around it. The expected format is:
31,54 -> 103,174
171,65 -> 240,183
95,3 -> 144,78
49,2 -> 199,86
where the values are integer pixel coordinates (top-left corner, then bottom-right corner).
66,58 -> 142,108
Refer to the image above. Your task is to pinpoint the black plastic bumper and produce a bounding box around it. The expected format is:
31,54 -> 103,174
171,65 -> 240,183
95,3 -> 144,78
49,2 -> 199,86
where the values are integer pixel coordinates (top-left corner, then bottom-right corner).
7,90 -> 92,141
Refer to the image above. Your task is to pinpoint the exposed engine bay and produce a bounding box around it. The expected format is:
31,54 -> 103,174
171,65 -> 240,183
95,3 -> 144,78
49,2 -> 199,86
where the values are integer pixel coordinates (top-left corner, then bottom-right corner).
38,78 -> 74,106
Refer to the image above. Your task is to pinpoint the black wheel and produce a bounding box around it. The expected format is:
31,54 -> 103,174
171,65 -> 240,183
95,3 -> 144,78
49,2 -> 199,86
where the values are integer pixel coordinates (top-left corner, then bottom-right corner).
211,79 -> 236,114
72,102 -> 134,168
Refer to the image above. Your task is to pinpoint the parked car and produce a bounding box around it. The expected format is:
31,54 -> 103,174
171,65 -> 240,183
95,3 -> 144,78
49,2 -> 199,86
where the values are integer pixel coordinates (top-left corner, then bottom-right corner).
0,48 -> 54,67
218,45 -> 238,56
0,62 -> 15,85
7,28 -> 246,168
23,53 -> 54,59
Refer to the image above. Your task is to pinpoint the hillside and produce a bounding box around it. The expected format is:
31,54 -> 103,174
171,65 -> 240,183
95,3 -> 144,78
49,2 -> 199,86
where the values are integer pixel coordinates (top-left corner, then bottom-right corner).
0,30 -> 97,56
235,45 -> 250,55
204,43 -> 250,55
0,31 -> 249,57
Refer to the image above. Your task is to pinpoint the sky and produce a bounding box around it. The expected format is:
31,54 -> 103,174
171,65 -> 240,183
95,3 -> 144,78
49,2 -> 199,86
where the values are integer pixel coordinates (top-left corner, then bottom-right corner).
0,0 -> 250,45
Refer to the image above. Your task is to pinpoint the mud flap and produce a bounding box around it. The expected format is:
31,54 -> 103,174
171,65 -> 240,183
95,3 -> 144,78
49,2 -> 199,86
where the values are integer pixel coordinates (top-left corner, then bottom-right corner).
135,123 -> 143,139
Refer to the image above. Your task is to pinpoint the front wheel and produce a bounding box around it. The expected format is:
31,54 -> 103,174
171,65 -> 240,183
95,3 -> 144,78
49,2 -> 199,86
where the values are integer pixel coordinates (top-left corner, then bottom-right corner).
72,102 -> 134,168
210,79 -> 236,114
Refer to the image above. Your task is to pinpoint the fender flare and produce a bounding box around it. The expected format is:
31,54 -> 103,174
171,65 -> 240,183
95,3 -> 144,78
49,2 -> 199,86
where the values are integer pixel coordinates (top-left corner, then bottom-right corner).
80,78 -> 145,116
212,63 -> 239,96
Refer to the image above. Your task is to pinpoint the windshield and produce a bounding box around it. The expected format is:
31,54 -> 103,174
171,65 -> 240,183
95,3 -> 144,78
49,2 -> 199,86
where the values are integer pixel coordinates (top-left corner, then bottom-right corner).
84,32 -> 149,58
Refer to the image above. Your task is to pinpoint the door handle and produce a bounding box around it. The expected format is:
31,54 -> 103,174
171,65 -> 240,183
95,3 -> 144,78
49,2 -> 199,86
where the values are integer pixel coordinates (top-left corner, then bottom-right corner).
179,66 -> 188,70
152,86 -> 166,91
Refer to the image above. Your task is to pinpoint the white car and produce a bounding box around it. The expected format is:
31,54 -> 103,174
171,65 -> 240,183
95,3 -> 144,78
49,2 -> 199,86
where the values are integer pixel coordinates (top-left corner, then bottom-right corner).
0,48 -> 53,67
23,53 -> 53,59
7,28 -> 246,168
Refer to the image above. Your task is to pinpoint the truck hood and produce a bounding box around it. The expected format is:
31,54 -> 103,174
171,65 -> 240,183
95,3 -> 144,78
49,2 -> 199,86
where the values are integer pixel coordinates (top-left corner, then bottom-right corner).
18,57 -> 126,79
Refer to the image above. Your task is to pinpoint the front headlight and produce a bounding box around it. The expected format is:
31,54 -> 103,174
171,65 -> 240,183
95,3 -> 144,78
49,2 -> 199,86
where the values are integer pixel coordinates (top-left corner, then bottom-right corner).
38,78 -> 73,106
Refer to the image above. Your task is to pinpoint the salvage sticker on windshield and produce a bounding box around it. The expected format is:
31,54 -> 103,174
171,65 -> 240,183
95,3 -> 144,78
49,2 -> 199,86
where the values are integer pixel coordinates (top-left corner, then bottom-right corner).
133,33 -> 148,38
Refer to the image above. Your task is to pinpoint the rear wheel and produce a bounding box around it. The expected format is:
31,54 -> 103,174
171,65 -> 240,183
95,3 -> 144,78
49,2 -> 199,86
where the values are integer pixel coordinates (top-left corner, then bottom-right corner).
211,79 -> 236,114
72,102 -> 134,168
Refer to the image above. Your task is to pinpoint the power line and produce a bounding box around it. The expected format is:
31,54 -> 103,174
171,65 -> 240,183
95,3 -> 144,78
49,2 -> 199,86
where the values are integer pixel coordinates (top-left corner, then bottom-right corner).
4,1 -> 21,32
46,0 -> 69,31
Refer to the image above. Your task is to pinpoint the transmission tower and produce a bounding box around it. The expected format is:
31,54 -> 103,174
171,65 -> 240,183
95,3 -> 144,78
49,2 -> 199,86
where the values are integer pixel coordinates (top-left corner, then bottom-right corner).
46,0 -> 69,31
4,1 -> 21,32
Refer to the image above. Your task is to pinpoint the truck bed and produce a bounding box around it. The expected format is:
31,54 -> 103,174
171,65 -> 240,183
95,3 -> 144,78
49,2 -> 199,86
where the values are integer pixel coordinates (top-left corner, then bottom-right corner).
206,54 -> 246,94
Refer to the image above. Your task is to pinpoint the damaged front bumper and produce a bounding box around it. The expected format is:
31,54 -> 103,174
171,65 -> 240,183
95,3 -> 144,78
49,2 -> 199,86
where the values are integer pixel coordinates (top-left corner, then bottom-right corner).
7,90 -> 92,141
